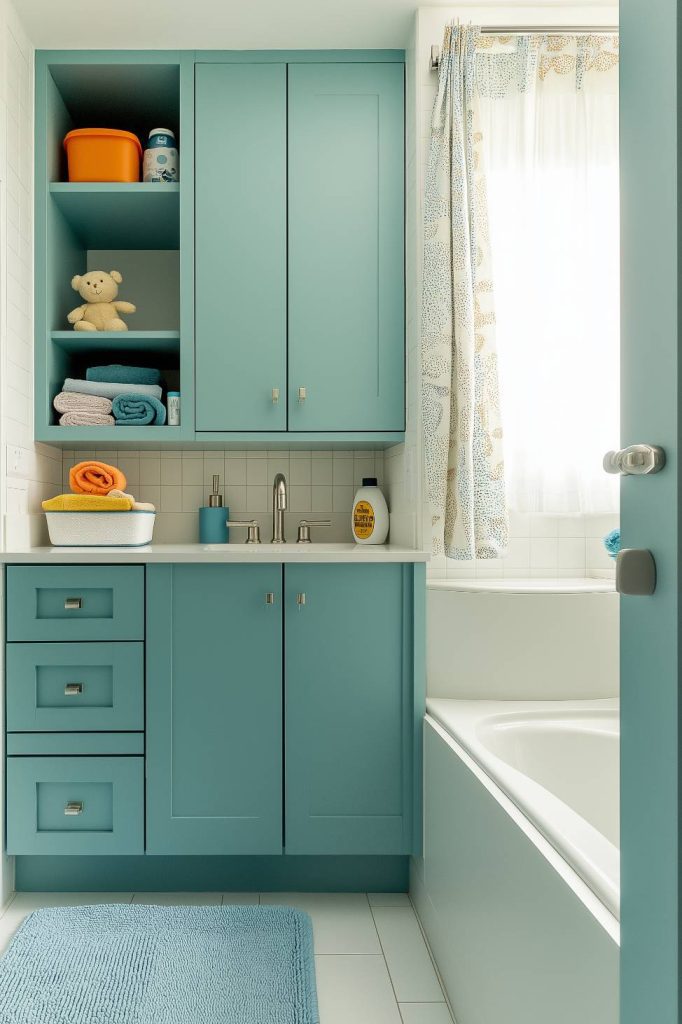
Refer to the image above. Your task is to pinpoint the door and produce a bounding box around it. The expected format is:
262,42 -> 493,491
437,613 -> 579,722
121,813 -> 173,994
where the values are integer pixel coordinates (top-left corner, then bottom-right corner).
288,63 -> 405,432
284,563 -> 412,854
195,63 -> 286,431
620,2 -> 679,1020
146,564 -> 283,853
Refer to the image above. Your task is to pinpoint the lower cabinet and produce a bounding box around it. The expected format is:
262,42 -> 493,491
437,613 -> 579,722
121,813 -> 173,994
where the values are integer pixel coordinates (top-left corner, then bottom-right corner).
145,564 -> 284,854
285,564 -> 413,854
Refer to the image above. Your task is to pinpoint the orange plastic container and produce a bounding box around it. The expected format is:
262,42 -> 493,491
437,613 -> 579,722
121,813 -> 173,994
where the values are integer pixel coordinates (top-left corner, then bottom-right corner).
63,128 -> 142,183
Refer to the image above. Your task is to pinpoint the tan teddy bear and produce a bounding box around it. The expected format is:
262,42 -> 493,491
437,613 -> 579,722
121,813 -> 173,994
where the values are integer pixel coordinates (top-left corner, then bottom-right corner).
67,270 -> 136,332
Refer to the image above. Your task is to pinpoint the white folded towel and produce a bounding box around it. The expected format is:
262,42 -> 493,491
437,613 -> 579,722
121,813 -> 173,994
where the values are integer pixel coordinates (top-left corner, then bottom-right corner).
54,391 -> 113,414
59,412 -> 115,426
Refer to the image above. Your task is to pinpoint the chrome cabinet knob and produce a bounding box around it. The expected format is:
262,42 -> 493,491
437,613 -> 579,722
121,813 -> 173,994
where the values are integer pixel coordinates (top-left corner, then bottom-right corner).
272,388 -> 280,404
296,593 -> 306,607
64,597 -> 82,610
64,801 -> 84,816
603,444 -> 665,475
64,683 -> 83,696
265,592 -> 275,605
297,520 -> 332,543
298,387 -> 306,403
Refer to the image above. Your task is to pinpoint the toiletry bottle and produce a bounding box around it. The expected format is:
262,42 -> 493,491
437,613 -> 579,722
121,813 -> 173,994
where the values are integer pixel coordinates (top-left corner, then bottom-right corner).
143,128 -> 179,183
199,475 -> 229,543
167,391 -> 180,426
352,477 -> 389,545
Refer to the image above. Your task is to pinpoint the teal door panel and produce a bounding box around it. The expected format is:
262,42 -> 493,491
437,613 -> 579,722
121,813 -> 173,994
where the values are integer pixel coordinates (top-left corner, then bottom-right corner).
6,641 -> 143,732
195,63 -> 287,431
146,564 -> 283,854
6,565 -> 144,641
288,63 -> 405,432
620,2 -> 680,1020
284,563 -> 411,854
6,756 -> 144,855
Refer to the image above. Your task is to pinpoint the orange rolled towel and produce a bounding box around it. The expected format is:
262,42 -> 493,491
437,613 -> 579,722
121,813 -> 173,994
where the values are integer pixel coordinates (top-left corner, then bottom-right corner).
69,460 -> 127,496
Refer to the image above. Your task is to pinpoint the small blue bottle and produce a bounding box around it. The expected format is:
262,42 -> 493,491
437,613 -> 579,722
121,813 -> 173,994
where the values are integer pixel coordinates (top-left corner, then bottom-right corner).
199,475 -> 228,543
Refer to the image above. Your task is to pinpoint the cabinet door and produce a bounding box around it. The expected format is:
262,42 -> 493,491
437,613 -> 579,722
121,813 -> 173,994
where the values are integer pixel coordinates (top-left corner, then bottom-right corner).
285,563 -> 412,854
195,64 -> 286,431
288,63 -> 405,432
146,564 -> 283,854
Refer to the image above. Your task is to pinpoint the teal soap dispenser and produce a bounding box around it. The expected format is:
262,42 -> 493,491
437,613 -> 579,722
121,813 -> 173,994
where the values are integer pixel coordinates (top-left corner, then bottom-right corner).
199,475 -> 229,543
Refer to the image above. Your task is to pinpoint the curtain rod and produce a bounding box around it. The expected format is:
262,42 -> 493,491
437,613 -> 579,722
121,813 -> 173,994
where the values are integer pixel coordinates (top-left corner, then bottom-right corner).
430,27 -> 618,69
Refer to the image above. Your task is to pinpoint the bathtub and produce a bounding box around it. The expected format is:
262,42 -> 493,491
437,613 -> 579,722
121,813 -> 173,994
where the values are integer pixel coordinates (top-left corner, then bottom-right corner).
412,578 -> 619,1024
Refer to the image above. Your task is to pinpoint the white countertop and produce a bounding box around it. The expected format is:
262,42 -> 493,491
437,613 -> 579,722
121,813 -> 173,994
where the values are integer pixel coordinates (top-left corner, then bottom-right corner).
0,543 -> 429,564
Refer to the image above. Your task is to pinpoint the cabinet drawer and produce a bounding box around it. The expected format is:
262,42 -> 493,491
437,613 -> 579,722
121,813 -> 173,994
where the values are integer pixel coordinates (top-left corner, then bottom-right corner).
6,642 -> 143,732
6,756 -> 144,855
6,565 -> 144,641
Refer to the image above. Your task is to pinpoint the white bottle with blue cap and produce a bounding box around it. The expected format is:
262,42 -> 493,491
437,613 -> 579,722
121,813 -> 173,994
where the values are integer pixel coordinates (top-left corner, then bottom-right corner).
352,477 -> 389,545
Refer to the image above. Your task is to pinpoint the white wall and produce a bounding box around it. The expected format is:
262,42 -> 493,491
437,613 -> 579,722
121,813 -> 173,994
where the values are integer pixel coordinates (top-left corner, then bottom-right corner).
0,0 -> 60,553
403,5 -> 619,579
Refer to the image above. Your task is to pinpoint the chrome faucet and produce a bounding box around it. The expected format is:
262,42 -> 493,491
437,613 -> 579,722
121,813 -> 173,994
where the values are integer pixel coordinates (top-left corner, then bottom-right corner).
272,473 -> 287,543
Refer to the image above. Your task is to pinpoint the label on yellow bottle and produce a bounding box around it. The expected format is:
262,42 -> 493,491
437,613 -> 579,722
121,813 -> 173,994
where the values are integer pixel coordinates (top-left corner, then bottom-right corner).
353,500 -> 375,540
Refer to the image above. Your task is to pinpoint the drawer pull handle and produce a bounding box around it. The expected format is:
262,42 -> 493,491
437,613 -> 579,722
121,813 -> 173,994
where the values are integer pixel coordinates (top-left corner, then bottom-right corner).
265,592 -> 275,604
297,592 -> 306,607
298,386 -> 306,403
64,801 -> 84,816
64,597 -> 82,610
64,683 -> 83,696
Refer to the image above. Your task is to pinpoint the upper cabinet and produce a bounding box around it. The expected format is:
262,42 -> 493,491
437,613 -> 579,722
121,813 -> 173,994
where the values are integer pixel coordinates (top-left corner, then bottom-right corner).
34,52 -> 405,447
288,64 -> 405,433
195,63 -> 287,432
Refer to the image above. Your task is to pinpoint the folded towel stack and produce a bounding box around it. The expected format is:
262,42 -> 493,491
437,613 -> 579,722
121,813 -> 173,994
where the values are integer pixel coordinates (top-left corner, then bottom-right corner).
42,460 -> 156,514
55,365 -> 166,428
53,391 -> 114,427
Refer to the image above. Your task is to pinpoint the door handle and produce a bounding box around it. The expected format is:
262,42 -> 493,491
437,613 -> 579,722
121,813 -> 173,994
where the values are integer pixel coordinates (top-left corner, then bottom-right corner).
298,387 -> 306,403
603,444 -> 665,475
616,549 -> 656,596
296,593 -> 306,607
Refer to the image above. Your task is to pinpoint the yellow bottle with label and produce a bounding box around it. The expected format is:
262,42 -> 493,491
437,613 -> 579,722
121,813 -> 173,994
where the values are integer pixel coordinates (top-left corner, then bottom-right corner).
352,477 -> 389,545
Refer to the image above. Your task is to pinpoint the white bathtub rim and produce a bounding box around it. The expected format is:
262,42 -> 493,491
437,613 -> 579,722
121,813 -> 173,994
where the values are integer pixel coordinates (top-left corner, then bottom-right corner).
424,705 -> 621,941
424,715 -> 620,945
427,576 -> 616,594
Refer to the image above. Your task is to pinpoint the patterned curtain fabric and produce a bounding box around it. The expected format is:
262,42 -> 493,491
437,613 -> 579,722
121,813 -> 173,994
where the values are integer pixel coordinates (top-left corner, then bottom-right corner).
475,34 -> 620,515
422,25 -> 508,559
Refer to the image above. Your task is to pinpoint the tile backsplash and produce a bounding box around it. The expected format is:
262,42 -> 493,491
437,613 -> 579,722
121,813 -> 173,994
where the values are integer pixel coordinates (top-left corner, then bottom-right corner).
427,511 -> 619,580
59,449 -> 385,544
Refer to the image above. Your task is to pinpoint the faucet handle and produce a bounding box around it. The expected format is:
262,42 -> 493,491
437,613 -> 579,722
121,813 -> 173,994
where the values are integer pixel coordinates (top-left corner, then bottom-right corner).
297,519 -> 332,544
225,519 -> 261,544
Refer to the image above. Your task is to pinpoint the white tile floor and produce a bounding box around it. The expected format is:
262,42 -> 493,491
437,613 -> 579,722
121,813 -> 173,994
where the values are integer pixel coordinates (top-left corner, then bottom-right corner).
0,890 -> 453,1023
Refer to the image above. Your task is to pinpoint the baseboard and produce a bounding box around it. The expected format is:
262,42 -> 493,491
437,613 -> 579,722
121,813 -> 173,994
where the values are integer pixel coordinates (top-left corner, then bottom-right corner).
15,855 -> 409,893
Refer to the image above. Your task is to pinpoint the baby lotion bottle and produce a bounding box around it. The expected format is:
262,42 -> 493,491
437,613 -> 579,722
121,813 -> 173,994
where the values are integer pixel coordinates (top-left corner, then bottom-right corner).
352,477 -> 389,545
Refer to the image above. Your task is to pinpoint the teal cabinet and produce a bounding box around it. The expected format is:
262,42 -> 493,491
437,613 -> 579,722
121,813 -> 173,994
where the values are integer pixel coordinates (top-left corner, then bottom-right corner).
288,63 -> 405,432
6,755 -> 144,855
6,565 -> 144,642
284,563 -> 413,854
6,641 -> 143,733
146,564 -> 284,854
195,63 -> 287,432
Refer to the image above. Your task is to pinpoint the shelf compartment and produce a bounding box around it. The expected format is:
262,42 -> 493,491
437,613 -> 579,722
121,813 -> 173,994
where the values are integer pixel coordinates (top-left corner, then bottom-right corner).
39,425 -> 185,448
50,183 -> 179,249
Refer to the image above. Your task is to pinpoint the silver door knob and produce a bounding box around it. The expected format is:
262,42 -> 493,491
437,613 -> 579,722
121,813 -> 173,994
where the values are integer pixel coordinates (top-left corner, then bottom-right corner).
603,444 -> 665,475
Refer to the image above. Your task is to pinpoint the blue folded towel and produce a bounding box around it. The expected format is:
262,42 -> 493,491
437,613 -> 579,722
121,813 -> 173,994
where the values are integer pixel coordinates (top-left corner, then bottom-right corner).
87,364 -> 161,386
112,393 -> 167,426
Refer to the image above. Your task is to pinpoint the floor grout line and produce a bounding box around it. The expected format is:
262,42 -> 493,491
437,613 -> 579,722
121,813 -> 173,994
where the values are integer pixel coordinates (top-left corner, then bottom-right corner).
407,895 -> 457,1023
366,893 -> 403,1016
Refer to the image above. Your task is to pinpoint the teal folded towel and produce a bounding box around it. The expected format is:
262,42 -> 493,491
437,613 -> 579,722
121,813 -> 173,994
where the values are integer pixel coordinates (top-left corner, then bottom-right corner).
87,364 -> 161,386
113,393 -> 167,425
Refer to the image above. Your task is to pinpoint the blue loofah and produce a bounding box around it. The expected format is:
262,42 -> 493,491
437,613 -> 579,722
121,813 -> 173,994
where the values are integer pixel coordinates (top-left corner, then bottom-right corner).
603,528 -> 621,558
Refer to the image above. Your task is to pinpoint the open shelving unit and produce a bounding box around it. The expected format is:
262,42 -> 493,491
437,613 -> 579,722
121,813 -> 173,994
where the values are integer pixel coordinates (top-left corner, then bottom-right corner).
35,52 -> 193,446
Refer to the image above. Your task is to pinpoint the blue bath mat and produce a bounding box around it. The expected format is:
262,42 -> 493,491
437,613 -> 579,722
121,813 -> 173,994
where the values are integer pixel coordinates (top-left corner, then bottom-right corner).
0,904 -> 318,1023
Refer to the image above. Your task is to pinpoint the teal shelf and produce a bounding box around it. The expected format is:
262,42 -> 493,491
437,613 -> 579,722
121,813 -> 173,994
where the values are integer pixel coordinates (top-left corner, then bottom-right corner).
51,330 -> 180,356
50,183 -> 180,249
39,425 -> 185,447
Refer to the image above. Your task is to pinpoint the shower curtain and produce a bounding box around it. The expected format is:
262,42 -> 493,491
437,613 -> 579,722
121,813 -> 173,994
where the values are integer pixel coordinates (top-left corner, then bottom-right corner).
422,25 -> 508,560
